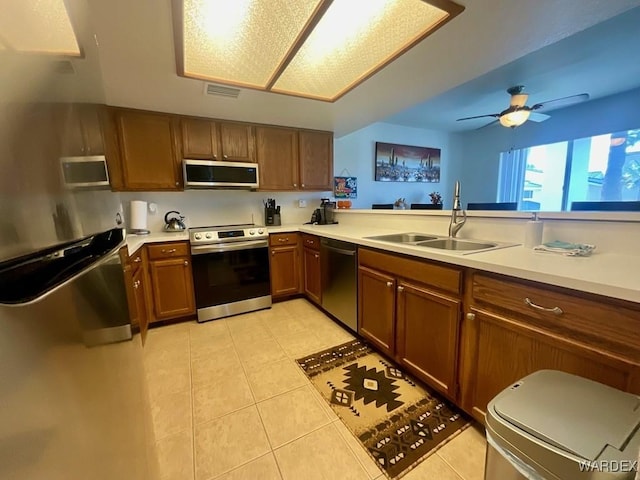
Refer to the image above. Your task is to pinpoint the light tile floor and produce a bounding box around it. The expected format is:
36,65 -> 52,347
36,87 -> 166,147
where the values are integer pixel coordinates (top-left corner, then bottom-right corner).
142,298 -> 487,480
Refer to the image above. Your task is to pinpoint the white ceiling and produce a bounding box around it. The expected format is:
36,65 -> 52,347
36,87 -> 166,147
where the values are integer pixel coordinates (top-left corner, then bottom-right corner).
85,0 -> 640,137
385,4 -> 640,132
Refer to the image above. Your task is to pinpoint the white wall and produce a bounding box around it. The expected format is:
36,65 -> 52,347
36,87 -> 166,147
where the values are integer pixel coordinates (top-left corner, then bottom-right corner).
120,190 -> 330,232
334,122 -> 455,209
451,87 -> 640,206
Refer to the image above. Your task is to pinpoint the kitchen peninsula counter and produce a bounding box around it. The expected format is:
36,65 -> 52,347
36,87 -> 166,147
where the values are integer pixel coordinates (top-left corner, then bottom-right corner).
124,224 -> 640,304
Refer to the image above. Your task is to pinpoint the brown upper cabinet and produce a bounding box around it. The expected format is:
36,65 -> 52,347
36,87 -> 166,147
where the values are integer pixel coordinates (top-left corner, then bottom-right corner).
256,126 -> 299,190
299,130 -> 333,191
182,117 -> 255,162
108,108 -> 182,191
55,103 -> 105,157
256,127 -> 333,191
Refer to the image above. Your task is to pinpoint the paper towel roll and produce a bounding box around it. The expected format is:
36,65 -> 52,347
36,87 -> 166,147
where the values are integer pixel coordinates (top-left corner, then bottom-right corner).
130,200 -> 149,233
524,218 -> 543,248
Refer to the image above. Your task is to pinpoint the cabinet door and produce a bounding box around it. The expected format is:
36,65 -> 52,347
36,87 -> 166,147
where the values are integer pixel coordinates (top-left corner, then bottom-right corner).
116,110 -> 181,190
181,118 -> 219,159
80,104 -> 105,155
148,257 -> 196,320
256,126 -> 298,190
303,246 -> 321,304
219,122 -> 255,162
358,266 -> 395,357
299,130 -> 332,190
396,281 -> 460,399
133,266 -> 149,345
461,309 -> 639,423
270,246 -> 300,297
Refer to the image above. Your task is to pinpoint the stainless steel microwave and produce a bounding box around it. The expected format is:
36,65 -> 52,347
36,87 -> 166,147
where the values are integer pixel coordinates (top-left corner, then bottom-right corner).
183,159 -> 259,189
60,155 -> 110,188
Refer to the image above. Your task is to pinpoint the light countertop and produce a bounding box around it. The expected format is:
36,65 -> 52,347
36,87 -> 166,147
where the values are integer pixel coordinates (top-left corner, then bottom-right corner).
127,224 -> 640,304
126,231 -> 189,254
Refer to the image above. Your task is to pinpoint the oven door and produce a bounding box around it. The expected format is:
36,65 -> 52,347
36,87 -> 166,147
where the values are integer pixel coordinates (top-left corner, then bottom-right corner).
191,240 -> 271,321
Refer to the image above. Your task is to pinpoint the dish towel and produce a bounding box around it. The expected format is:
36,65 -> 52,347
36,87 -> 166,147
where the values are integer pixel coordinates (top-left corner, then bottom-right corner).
534,240 -> 596,257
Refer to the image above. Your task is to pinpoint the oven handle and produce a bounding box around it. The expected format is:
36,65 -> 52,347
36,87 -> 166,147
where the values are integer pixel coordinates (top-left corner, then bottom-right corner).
191,240 -> 269,255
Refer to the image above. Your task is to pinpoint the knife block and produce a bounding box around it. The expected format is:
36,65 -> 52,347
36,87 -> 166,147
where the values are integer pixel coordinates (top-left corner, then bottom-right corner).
265,207 -> 280,226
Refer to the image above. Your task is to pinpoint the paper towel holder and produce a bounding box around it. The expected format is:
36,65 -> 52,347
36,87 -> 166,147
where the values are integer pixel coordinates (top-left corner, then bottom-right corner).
130,200 -> 151,235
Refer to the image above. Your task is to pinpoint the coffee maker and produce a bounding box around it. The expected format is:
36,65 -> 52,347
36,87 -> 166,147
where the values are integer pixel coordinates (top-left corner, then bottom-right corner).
309,198 -> 338,225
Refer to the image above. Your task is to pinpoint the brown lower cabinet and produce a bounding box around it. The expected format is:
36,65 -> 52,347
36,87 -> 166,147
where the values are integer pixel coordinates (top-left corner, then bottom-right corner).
358,248 -> 463,400
148,256 -> 195,320
302,234 -> 321,304
121,246 -> 149,345
459,270 -> 640,424
269,233 -> 302,298
146,241 -> 195,322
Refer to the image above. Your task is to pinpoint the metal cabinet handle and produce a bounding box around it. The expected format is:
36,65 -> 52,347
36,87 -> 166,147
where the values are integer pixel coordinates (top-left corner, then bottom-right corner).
386,281 -> 393,287
397,285 -> 404,292
278,238 -> 288,242
133,257 -> 142,263
213,154 -> 217,159
293,183 -> 297,187
314,254 -> 319,259
161,248 -> 177,254
301,183 -> 305,187
175,182 -> 179,186
133,280 -> 140,289
271,250 -> 276,255
524,297 -> 563,315
466,313 -> 475,321
223,154 -> 228,159
184,260 -> 189,266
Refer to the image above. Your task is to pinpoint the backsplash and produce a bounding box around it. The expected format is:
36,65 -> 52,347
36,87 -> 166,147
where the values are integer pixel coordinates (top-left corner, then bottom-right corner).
120,190 -> 332,232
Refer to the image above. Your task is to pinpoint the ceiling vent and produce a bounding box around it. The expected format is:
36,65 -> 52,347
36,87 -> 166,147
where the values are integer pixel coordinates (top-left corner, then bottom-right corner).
204,83 -> 241,98
52,60 -> 75,75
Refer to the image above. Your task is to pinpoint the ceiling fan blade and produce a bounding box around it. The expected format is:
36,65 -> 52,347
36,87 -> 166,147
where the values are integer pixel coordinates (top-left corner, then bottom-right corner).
475,119 -> 500,130
531,93 -> 589,111
528,112 -> 551,122
456,113 -> 500,121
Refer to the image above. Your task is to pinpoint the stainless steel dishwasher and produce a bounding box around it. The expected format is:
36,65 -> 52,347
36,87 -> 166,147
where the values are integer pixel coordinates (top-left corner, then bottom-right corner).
320,238 -> 357,332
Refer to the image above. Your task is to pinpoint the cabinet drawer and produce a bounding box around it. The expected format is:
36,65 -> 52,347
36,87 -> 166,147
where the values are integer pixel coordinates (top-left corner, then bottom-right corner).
269,233 -> 299,247
471,272 -> 640,357
147,241 -> 189,260
301,234 -> 320,250
359,248 -> 462,295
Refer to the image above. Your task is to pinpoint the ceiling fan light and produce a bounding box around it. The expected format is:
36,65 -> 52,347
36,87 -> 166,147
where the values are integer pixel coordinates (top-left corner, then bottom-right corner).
499,109 -> 530,127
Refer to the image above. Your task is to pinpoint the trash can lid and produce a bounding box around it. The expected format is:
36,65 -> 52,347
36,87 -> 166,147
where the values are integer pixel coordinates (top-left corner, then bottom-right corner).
493,370 -> 640,461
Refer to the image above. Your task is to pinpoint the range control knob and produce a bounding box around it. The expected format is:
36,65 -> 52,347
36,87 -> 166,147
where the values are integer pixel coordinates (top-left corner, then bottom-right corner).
194,233 -> 202,240
257,229 -> 264,234
249,229 -> 255,235
205,233 -> 212,239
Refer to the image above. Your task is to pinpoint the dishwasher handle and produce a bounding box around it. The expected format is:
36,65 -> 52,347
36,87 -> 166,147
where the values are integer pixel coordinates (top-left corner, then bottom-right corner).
321,239 -> 356,256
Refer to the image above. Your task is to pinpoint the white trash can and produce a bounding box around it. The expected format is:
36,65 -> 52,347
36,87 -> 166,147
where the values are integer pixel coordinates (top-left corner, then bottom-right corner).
485,370 -> 640,480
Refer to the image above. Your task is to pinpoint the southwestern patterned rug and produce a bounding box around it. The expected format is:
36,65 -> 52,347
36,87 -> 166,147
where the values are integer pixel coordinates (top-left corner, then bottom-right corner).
297,339 -> 469,479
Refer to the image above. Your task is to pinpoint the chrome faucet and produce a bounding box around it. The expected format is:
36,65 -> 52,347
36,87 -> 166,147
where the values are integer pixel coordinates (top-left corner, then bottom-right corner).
449,181 -> 467,238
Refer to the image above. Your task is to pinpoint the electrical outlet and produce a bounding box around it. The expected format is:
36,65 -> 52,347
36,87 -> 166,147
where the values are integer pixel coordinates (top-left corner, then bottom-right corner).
298,199 -> 307,208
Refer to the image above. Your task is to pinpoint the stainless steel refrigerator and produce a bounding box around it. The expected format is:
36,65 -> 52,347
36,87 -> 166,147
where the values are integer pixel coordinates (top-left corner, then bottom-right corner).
0,2 -> 159,478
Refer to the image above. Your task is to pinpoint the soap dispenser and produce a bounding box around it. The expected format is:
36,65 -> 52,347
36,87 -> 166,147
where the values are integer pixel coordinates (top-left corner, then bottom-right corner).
524,212 -> 543,248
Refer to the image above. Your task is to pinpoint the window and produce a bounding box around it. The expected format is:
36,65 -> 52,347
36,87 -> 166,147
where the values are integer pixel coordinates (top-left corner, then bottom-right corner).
498,129 -> 640,210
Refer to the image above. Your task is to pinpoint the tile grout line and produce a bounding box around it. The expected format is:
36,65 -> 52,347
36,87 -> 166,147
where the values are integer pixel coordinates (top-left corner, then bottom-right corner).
434,452 -> 470,480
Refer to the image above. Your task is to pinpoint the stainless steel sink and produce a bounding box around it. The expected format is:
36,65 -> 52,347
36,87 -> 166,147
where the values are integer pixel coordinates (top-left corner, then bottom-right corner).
416,238 -> 497,251
365,232 -> 518,254
366,233 -> 438,244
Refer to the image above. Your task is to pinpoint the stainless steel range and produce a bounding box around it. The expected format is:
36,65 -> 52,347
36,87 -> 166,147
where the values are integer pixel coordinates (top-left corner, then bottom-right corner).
189,224 -> 271,322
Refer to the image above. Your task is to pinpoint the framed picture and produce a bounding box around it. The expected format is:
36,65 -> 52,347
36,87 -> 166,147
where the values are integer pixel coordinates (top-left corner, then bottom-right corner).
333,176 -> 357,198
375,142 -> 441,183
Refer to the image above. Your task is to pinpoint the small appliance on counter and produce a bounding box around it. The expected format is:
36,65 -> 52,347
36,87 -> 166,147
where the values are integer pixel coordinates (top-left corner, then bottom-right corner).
163,210 -> 186,231
130,200 -> 150,235
308,198 -> 338,225
264,198 -> 281,226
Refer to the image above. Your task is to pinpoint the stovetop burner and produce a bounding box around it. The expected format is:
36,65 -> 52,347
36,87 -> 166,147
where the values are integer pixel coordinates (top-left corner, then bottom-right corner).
189,224 -> 268,245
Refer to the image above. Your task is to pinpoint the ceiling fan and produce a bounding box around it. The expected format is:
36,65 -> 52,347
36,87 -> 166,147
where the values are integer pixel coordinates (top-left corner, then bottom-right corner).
457,86 -> 590,128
